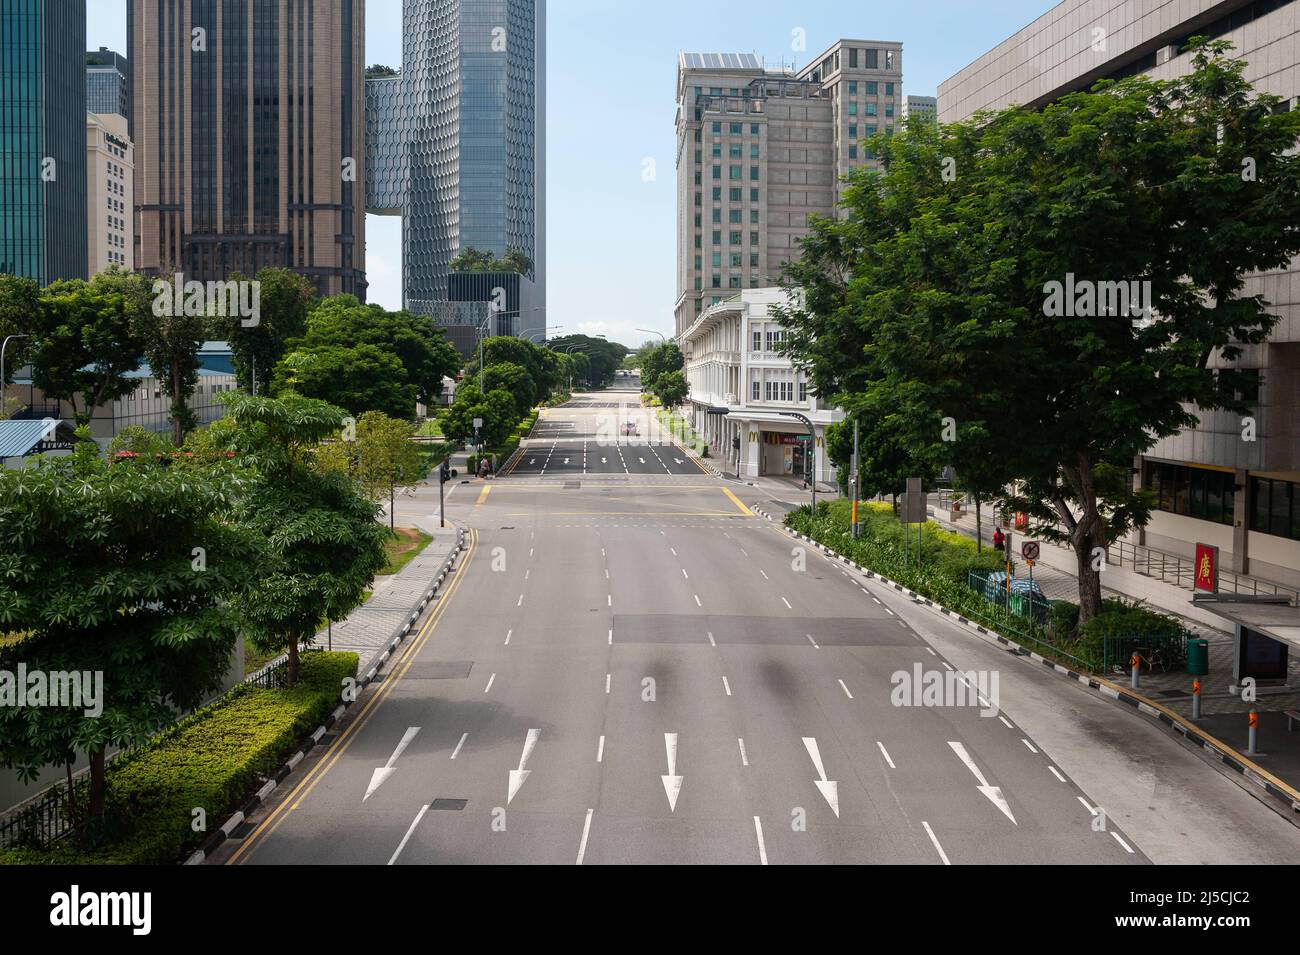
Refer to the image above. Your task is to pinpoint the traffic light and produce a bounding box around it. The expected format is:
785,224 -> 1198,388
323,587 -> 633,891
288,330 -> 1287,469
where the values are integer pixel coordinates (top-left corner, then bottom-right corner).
439,460 -> 451,484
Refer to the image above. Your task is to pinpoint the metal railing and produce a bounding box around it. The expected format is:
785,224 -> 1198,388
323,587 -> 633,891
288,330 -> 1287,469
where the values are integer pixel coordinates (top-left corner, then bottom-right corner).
0,780 -> 76,850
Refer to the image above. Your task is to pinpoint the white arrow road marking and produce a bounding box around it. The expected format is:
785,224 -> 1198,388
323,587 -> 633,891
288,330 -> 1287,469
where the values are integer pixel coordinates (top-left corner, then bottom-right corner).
601,457 -> 607,464
564,457 -> 569,464
661,733 -> 683,812
948,741 -> 1016,824
365,726 -> 421,801
508,728 -> 541,805
639,457 -> 646,465
802,737 -> 840,818
675,458 -> 683,465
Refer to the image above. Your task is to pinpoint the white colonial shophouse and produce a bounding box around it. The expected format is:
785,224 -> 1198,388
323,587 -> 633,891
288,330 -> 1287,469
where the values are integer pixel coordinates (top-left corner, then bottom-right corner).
678,287 -> 842,485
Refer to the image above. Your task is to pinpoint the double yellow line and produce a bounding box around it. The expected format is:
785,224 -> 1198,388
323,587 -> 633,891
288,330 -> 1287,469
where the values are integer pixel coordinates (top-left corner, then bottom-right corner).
227,527 -> 480,864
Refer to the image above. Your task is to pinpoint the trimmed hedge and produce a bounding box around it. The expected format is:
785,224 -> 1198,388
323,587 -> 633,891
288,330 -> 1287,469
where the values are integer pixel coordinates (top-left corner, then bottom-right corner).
0,651 -> 358,865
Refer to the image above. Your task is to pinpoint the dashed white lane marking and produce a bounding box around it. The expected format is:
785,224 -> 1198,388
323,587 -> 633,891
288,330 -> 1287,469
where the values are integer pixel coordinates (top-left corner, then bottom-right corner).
940,661 -> 953,671
707,631 -> 716,647
484,673 -> 496,693
504,629 -> 513,645
740,548 -> 749,558
1111,831 -> 1135,854
694,594 -> 702,607
838,679 -> 854,699
1021,739 -> 1038,754
450,733 -> 468,759
1048,765 -> 1066,783
1078,796 -> 1097,815
781,597 -> 792,609
604,569 -> 609,579
605,673 -> 611,694
884,607 -> 895,616
722,676 -> 732,696
388,805 -> 430,865
681,568 -> 689,579
759,569 -> 769,580
670,547 -> 677,556
738,738 -> 749,766
517,594 -> 524,607
876,741 -> 896,769
596,735 -> 605,763
921,822 -> 951,865
576,808 -> 595,865
608,628 -> 613,646
871,596 -> 881,604
753,816 -> 769,865
524,569 -> 531,580
925,647 -> 937,656
998,716 -> 1013,729
806,634 -> 820,649
607,594 -> 612,606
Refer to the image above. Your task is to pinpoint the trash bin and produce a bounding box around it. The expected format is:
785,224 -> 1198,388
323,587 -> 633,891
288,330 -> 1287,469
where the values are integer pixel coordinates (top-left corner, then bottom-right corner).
1187,638 -> 1209,676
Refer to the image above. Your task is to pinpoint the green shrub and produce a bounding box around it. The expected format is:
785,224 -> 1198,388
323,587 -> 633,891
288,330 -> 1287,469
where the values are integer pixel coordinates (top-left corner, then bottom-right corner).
0,652 -> 358,865
1050,600 -> 1081,637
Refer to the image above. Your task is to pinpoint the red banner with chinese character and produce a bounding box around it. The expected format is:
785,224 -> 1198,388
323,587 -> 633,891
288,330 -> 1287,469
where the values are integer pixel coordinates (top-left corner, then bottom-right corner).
1194,543 -> 1218,593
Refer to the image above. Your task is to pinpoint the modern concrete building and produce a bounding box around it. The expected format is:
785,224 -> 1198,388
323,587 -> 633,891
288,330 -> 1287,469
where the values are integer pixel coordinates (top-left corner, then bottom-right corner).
85,112 -> 134,276
128,0 -> 367,297
902,94 -> 937,122
938,0 -> 1300,588
0,0 -> 88,284
367,0 -> 547,344
679,287 -> 842,485
674,41 -> 904,336
86,47 -> 129,119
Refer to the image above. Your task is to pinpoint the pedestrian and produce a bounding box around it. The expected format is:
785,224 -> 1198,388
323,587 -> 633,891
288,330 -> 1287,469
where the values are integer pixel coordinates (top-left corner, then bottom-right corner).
478,457 -> 489,479
992,527 -> 1005,552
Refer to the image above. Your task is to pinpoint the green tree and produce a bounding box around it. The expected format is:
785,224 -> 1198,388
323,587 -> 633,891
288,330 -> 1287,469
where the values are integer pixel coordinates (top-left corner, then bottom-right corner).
443,383 -> 519,449
547,335 -> 629,389
271,343 -> 417,420
449,246 -> 496,272
315,411 -> 427,530
639,341 -> 683,393
652,369 -> 688,408
296,295 -> 460,406
106,424 -> 174,459
138,282 -> 206,445
217,267 -> 315,395
24,269 -> 148,424
0,432 -> 257,827
482,361 -> 536,418
0,275 -> 39,418
778,41 -> 1300,625
215,393 -> 389,685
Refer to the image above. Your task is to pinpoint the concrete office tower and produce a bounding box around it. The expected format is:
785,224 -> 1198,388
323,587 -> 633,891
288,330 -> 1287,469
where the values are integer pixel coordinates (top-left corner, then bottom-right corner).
0,0 -> 88,284
86,112 -> 135,276
368,0 -> 546,343
86,47 -> 130,119
902,95 -> 936,123
674,41 -> 903,335
939,0 -> 1300,587
129,0 -> 367,297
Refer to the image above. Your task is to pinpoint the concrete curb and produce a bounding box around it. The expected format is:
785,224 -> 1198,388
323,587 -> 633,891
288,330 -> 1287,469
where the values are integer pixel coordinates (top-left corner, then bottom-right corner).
752,506 -> 1300,822
183,527 -> 468,865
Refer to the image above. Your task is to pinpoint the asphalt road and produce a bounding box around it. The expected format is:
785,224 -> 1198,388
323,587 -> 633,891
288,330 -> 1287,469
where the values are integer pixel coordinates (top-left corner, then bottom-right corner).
218,392 -> 1300,865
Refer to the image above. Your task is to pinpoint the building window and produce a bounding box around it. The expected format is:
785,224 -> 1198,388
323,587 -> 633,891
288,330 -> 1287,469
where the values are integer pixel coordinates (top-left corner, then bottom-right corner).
729,209 -> 742,223
886,82 -> 895,96
712,122 -> 721,133
849,124 -> 857,138
729,143 -> 742,158
752,378 -> 761,400
712,209 -> 722,223
799,378 -> 808,402
866,49 -> 878,69
730,231 -> 742,244
885,51 -> 895,71
848,81 -> 857,95
730,122 -> 742,134
1144,462 -> 1236,527
752,329 -> 762,351
750,209 -> 759,224
750,166 -> 759,180
750,123 -> 759,135
729,275 -> 742,289
712,252 -> 722,267
866,103 -> 877,116
712,275 -> 721,288
712,143 -> 721,157
1250,476 -> 1300,540
712,231 -> 721,245
729,165 -> 742,180
713,187 -> 722,200
730,187 -> 742,201
712,165 -> 721,180
848,103 -> 858,116
750,231 -> 759,246
867,81 -> 878,95
849,49 -> 858,69
885,103 -> 894,117
849,146 -> 858,159
750,188 -> 759,202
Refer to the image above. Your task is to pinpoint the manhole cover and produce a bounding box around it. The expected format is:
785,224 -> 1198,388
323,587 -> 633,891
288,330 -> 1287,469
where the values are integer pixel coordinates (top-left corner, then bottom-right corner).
430,798 -> 468,811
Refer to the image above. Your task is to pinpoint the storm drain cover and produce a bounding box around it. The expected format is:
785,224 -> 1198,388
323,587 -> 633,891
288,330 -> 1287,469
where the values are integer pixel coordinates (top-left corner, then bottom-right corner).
430,798 -> 468,811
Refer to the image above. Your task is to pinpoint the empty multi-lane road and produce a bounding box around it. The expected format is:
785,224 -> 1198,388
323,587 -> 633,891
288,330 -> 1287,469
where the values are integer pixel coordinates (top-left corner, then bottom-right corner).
217,389 -> 1300,865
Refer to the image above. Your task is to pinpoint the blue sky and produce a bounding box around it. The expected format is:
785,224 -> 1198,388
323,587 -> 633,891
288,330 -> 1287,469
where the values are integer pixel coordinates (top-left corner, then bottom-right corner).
88,0 -> 1054,347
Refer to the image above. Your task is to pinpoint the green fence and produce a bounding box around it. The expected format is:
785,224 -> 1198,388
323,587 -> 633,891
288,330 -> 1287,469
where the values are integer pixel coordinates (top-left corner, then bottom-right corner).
1101,631 -> 1190,675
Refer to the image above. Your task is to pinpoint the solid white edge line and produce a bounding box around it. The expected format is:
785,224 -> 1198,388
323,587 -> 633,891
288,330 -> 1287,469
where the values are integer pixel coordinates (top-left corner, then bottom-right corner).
388,804 -> 430,865
576,808 -> 595,865
1021,739 -> 1038,754
1048,765 -> 1066,782
753,816 -> 768,865
921,821 -> 951,865
1111,831 -> 1135,854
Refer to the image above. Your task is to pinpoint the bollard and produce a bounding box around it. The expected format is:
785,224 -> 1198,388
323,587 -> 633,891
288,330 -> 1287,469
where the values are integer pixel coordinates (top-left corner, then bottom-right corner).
1130,653 -> 1140,690
1191,678 -> 1201,721
1247,710 -> 1258,755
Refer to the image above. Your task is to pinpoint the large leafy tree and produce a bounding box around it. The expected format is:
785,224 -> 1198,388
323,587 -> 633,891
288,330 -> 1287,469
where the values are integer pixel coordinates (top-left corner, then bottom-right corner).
212,393 -> 389,685
0,434 -> 257,827
778,41 -> 1300,625
638,341 -> 684,394
442,383 -> 520,449
294,295 -> 460,407
652,369 -> 688,409
217,267 -> 315,395
546,335 -> 628,389
315,411 -> 427,530
0,275 -> 39,417
23,269 -> 149,425
271,342 -> 417,420
482,361 -> 536,418
137,285 -> 206,445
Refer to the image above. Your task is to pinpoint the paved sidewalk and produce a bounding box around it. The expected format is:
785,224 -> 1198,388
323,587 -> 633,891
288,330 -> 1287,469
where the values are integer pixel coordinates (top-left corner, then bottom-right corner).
316,526 -> 461,675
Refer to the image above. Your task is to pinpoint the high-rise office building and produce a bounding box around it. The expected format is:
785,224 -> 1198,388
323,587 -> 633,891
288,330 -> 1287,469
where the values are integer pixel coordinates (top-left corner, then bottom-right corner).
0,0 -> 88,284
939,0 -> 1300,588
86,112 -> 134,276
674,41 -> 904,335
902,94 -> 937,123
129,0 -> 367,297
86,47 -> 129,119
367,0 -> 547,343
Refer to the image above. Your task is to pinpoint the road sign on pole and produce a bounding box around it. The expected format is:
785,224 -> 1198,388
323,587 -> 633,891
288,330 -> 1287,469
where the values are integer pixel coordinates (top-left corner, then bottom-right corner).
1021,541 -> 1040,561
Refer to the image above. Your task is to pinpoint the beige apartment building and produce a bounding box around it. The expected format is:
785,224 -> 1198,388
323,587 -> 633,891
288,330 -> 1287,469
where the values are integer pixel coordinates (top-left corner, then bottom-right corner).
128,0 -> 367,297
939,0 -> 1300,588
85,111 -> 134,276
674,41 -> 904,336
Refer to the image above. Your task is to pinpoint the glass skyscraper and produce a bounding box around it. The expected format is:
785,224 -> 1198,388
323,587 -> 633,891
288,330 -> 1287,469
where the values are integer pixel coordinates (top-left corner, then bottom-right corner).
0,0 -> 88,284
367,0 -> 546,342
86,47 -> 129,119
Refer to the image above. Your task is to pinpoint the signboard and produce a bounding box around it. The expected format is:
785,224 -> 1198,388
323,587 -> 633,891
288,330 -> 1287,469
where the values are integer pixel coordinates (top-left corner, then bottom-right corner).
1021,541 -> 1040,561
1015,512 -> 1028,530
1193,543 -> 1219,593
